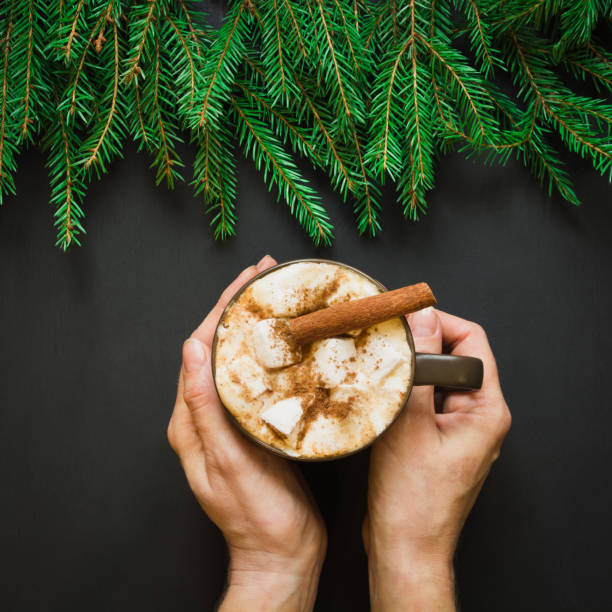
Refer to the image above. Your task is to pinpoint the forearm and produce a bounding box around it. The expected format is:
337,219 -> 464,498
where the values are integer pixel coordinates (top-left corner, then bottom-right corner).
367,535 -> 456,612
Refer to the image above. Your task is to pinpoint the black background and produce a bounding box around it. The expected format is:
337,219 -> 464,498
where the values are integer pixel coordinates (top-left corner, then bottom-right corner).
2,10 -> 612,606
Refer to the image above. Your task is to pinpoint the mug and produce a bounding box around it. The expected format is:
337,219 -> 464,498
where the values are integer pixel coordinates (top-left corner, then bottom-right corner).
212,259 -> 483,461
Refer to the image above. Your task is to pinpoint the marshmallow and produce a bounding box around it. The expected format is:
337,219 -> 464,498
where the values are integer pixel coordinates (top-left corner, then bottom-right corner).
228,356 -> 270,399
360,337 -> 408,383
260,397 -> 304,436
311,337 -> 356,387
330,371 -> 369,403
250,263 -> 336,317
252,319 -> 302,369
326,282 -> 379,307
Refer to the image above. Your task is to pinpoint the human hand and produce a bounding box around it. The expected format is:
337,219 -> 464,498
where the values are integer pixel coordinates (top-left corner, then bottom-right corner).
167,256 -> 326,612
363,308 -> 511,611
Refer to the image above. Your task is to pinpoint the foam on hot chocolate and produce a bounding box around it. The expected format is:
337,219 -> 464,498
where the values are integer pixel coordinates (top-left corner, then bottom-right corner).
214,262 -> 413,459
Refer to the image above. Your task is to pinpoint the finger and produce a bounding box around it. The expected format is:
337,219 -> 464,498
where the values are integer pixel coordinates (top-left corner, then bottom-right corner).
182,338 -> 231,438
191,255 -> 277,346
436,310 -> 498,384
256,254 -> 277,272
168,392 -> 205,464
405,307 -> 442,415
435,310 -> 509,426
191,265 -> 257,346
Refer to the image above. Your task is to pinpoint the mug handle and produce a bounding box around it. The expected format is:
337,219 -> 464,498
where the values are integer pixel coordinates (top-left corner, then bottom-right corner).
414,353 -> 483,391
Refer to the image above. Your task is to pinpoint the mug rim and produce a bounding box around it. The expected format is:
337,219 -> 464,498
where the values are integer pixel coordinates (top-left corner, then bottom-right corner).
211,258 -> 416,462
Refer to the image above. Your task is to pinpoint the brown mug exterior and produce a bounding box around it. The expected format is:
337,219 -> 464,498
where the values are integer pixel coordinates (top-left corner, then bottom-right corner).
211,258 -> 483,462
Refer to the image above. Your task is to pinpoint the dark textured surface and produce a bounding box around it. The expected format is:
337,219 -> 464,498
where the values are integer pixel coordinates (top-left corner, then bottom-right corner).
1,141 -> 612,611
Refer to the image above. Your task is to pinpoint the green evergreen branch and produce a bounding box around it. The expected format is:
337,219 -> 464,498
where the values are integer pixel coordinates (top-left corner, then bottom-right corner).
231,94 -> 333,245
236,81 -> 323,167
280,0 -> 308,59
510,29 -> 612,179
167,15 -> 196,108
64,3 -> 111,121
192,123 -> 237,238
457,0 -> 504,76
313,0 -> 366,132
293,74 -> 356,196
16,0 -> 36,140
80,11 -> 122,174
0,0 -> 611,248
124,0 -> 168,86
64,0 -> 87,61
44,88 -> 87,249
177,0 -> 207,66
151,36 -> 183,187
191,0 -> 248,130
0,2 -> 16,202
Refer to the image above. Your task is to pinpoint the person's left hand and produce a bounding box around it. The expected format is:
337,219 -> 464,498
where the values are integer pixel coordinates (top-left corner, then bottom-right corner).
167,256 -> 326,612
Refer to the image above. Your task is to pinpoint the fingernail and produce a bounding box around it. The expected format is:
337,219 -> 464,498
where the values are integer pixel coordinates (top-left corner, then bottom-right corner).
183,339 -> 206,373
257,254 -> 275,269
409,307 -> 439,337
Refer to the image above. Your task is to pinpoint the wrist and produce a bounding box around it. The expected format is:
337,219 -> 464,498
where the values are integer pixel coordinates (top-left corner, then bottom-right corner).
366,529 -> 456,611
221,547 -> 324,612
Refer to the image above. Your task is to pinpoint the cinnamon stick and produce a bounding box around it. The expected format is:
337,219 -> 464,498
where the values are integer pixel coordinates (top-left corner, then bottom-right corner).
288,282 -> 436,346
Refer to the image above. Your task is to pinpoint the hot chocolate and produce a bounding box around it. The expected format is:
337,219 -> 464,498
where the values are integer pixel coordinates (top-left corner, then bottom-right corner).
213,261 -> 413,459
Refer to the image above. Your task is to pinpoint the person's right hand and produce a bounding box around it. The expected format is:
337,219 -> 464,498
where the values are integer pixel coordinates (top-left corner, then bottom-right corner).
168,257 -> 326,612
363,308 -> 511,611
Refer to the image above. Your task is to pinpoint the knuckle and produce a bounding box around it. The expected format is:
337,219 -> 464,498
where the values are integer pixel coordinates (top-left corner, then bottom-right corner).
183,378 -> 210,408
497,404 -> 512,437
207,445 -> 240,478
470,322 -> 488,341
167,419 -> 177,451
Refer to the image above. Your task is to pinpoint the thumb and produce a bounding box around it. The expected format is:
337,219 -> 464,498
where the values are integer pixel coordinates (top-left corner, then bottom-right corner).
406,307 -> 442,414
182,338 -> 225,437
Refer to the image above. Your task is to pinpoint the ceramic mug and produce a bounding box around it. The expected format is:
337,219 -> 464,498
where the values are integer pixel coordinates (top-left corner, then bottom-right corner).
211,259 -> 483,461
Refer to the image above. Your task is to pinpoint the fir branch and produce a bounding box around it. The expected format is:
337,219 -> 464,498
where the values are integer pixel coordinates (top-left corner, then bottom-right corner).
421,36 -> 495,142
293,74 -> 355,195
364,4 -> 388,50
124,0 -> 160,84
134,84 -> 148,145
66,3 -> 111,120
150,36 -> 182,187
1,0 -> 612,247
80,8 -> 123,174
236,81 -> 323,167
177,0 -> 207,66
0,2 -> 16,202
313,0 -> 366,132
510,30 -> 612,178
65,0 -> 87,61
367,39 -> 411,179
409,8 -> 426,182
17,0 -> 35,139
231,94 -> 333,245
192,123 -> 237,238
167,15 -> 196,108
331,0 -> 360,74
457,0 -> 503,76
281,0 -> 308,59
259,0 -> 300,105
351,128 -> 380,235
44,91 -> 87,249
191,0 -> 248,130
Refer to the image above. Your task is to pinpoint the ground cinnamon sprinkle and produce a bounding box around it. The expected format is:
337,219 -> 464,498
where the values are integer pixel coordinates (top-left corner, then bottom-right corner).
279,358 -> 356,448
242,289 -> 273,318
231,269 -> 365,448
